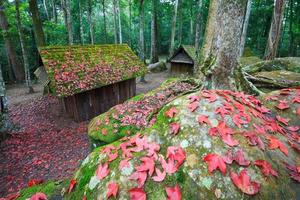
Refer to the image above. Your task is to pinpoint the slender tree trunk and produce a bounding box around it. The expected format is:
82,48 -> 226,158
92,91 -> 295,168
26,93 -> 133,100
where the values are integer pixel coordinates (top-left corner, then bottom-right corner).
113,0 -> 118,44
169,0 -> 179,57
128,0 -> 132,46
239,0 -> 252,56
150,0 -> 159,63
15,0 -> 34,93
118,0 -> 122,44
178,0 -> 183,45
29,0 -> 46,47
51,0 -> 57,23
102,0 -> 107,43
62,0 -> 73,44
43,0 -> 49,20
190,3 -> 194,45
264,0 -> 285,60
87,0 -> 94,44
199,0 -> 248,90
288,0 -> 294,56
139,0 -> 146,82
78,0 -> 84,45
195,0 -> 202,55
0,1 -> 24,82
0,64 -> 10,139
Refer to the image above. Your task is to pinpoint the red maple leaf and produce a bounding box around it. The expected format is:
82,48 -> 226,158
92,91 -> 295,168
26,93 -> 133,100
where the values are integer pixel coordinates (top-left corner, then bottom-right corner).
276,100 -> 290,110
275,115 -> 289,126
28,179 -> 43,187
152,167 -> 166,182
166,146 -> 186,169
284,163 -> 300,182
108,152 -> 118,162
68,179 -> 77,193
215,107 -> 230,118
96,163 -> 110,180
119,158 -> 131,170
129,188 -> 146,200
165,185 -> 181,200
242,132 -> 265,150
267,136 -> 288,156
292,96 -> 300,103
188,95 -> 200,103
197,115 -> 211,126
107,182 -> 119,199
202,90 -> 217,102
232,113 -> 250,128
230,169 -> 260,195
135,156 -> 155,176
203,153 -> 226,175
223,150 -> 250,166
165,107 -> 178,118
188,102 -> 199,112
29,193 -> 47,200
101,128 -> 107,135
254,160 -> 278,177
297,107 -> 300,116
170,122 -> 180,135
129,171 -> 148,188
218,121 -> 239,147
288,126 -> 299,132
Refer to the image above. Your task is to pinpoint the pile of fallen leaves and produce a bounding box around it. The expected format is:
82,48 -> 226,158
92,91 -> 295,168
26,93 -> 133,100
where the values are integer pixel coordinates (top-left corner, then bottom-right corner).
0,96 -> 89,198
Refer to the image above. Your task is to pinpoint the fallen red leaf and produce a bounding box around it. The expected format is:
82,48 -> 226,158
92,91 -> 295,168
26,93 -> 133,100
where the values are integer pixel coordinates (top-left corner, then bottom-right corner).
230,169 -> 260,195
197,115 -> 211,126
29,192 -> 47,200
254,160 -> 278,177
129,188 -> 146,200
188,102 -> 199,112
284,163 -> 300,182
242,131 -> 265,150
135,156 -> 155,176
297,107 -> 300,116
276,100 -> 289,110
223,150 -> 250,166
68,179 -> 77,193
107,182 -> 119,199
152,167 -> 166,182
28,179 -> 44,187
275,115 -> 289,126
165,185 -> 181,200
96,163 -> 110,180
203,153 -> 226,175
165,107 -> 178,118
101,128 -> 107,135
202,90 -> 217,102
268,136 -> 288,156
188,95 -> 200,103
170,122 -> 180,135
129,171 -> 147,188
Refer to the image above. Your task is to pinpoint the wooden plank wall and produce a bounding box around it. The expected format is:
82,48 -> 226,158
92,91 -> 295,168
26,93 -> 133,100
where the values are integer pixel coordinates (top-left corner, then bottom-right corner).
62,78 -> 136,122
170,63 -> 194,76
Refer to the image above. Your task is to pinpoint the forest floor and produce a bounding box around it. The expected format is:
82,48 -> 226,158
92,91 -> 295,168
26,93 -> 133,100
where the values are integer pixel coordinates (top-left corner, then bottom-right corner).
0,71 -> 169,197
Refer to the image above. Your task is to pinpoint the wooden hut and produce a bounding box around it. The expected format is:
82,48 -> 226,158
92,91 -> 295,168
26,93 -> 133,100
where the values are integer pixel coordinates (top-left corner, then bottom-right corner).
38,44 -> 147,122
169,45 -> 197,75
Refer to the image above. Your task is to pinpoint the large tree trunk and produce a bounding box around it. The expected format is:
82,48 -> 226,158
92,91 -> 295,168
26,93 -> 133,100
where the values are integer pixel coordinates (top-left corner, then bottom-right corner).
15,0 -> 34,93
264,0 -> 285,60
199,0 -> 248,90
101,0 -> 107,43
0,1 -> 24,82
150,0 -> 159,64
0,64 -> 10,139
62,0 -> 73,44
239,0 -> 252,56
87,0 -> 94,44
118,0 -> 122,44
169,0 -> 179,57
78,0 -> 84,45
194,0 -> 202,55
29,0 -> 46,47
139,0 -> 146,82
113,0 -> 118,44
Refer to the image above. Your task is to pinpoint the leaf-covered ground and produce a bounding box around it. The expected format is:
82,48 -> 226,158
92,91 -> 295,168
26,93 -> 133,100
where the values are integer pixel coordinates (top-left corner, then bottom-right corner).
0,96 -> 90,197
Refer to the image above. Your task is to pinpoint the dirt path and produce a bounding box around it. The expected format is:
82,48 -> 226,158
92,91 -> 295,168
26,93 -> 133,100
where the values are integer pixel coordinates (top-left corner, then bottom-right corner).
0,71 -> 170,197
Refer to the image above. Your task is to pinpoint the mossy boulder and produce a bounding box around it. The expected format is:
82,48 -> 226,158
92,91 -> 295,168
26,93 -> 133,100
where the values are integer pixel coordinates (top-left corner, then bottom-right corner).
88,78 -> 200,146
64,89 -> 300,200
239,56 -> 262,67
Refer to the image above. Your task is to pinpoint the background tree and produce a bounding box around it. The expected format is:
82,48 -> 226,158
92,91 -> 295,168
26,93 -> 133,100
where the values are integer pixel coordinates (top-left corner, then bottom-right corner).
150,0 -> 158,63
195,0 -> 202,55
29,0 -> 46,47
87,0 -> 94,44
240,0 -> 252,56
169,0 -> 179,57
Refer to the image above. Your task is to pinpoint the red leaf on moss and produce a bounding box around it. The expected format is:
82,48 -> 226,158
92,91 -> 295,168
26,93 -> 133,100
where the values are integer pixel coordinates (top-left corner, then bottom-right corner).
170,122 -> 180,135
68,179 -> 77,193
129,188 -> 146,200
135,156 -> 155,176
197,115 -> 211,126
232,113 -> 250,128
292,96 -> 300,103
129,171 -> 148,188
268,136 -> 288,156
166,146 -> 186,169
188,102 -> 199,112
276,100 -> 289,110
165,107 -> 178,118
284,163 -> 300,182
82,195 -> 87,200
297,166 -> 300,173
28,179 -> 44,187
202,90 -> 217,102
223,150 -> 250,166
96,163 -> 110,180
297,107 -> 300,116
108,152 -> 118,162
188,95 -> 200,103
230,169 -> 260,195
152,168 -> 166,182
165,185 -> 182,200
288,126 -> 299,132
119,158 -> 131,170
254,160 -> 278,177
107,182 -> 119,199
203,153 -> 226,175
215,107 -> 230,118
29,193 -> 47,200
275,115 -> 289,126
101,128 -> 107,135
243,132 -> 265,150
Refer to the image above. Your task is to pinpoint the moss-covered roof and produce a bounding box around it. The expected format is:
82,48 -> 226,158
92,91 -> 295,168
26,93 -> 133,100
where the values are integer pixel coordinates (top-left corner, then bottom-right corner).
39,44 -> 147,97
181,45 -> 197,61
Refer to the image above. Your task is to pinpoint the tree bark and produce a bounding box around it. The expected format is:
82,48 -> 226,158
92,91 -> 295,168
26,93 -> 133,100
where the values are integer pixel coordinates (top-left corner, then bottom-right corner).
101,0 -> 107,43
118,0 -> 122,44
264,0 -> 285,60
189,3 -> 194,45
128,0 -> 132,46
87,0 -> 94,44
139,0 -> 145,62
78,0 -> 84,45
288,0 -> 294,56
51,0 -> 57,23
199,0 -> 248,90
0,1 -> 24,82
150,0 -> 159,64
194,0 -> 202,55
61,0 -> 73,44
43,0 -> 49,20
178,0 -> 183,45
29,0 -> 46,47
113,0 -> 118,44
169,0 -> 179,57
15,0 -> 34,93
239,0 -> 252,56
